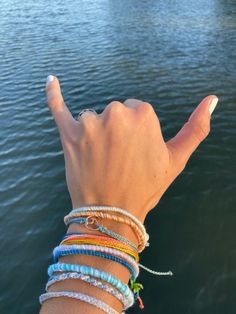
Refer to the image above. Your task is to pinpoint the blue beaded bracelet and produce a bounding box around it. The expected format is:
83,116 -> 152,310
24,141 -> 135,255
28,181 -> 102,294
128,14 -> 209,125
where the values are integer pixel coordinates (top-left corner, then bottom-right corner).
48,262 -> 133,299
53,249 -> 137,280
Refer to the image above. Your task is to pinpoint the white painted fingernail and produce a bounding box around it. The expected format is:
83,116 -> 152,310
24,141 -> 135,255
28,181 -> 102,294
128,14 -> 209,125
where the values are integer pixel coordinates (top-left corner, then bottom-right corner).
209,97 -> 219,115
46,75 -> 54,86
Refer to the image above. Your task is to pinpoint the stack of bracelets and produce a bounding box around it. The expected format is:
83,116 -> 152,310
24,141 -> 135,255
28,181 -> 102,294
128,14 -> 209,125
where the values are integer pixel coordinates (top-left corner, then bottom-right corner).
39,206 -> 173,313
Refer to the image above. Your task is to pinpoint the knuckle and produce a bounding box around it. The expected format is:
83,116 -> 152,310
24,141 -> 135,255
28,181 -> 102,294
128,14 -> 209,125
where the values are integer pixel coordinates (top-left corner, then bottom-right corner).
103,101 -> 127,126
106,101 -> 125,114
80,113 -> 97,124
185,120 -> 210,144
138,102 -> 157,122
192,122 -> 210,143
139,101 -> 155,114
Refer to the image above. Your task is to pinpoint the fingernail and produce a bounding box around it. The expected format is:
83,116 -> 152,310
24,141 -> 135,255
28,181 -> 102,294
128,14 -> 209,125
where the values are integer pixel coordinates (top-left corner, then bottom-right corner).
46,75 -> 54,86
209,96 -> 219,115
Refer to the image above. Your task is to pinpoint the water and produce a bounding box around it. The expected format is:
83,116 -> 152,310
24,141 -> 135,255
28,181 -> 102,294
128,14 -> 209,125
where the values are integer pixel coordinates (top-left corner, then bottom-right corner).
0,0 -> 236,313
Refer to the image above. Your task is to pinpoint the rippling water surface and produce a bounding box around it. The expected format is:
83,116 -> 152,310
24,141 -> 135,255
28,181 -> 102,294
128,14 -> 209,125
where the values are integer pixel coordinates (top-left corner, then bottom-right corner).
0,0 -> 236,313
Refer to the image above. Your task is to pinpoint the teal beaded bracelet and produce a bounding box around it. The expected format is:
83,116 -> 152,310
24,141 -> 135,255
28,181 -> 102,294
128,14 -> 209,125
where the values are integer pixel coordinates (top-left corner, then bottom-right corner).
48,262 -> 133,299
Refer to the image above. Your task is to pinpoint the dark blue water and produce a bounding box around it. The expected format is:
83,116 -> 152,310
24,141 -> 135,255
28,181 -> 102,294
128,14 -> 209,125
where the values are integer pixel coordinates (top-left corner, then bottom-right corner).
0,0 -> 236,313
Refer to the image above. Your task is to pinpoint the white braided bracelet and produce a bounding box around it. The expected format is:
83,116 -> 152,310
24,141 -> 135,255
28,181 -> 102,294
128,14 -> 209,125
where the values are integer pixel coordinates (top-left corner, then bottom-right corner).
46,272 -> 134,310
39,291 -> 121,314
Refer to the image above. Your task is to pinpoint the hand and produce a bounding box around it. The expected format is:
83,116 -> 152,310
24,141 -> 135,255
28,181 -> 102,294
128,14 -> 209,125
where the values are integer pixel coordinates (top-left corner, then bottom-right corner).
46,75 -> 218,222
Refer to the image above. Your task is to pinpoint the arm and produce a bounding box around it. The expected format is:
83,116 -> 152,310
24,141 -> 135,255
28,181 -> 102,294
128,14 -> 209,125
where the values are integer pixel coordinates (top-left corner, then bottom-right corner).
40,75 -> 218,313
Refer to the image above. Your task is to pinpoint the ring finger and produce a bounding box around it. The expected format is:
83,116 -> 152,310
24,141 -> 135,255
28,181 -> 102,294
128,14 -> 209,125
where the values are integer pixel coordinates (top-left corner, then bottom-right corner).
75,108 -> 98,122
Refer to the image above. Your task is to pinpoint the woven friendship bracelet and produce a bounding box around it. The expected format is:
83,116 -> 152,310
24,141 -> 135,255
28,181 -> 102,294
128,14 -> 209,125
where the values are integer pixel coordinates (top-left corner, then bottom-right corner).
60,240 -> 139,261
46,272 -> 134,310
48,263 -> 133,299
62,232 -> 110,241
64,206 -> 149,252
64,209 -> 148,252
54,244 -> 139,274
62,234 -> 115,242
67,217 -> 138,251
66,212 -> 145,252
65,206 -> 148,239
60,235 -> 139,262
39,291 -> 120,314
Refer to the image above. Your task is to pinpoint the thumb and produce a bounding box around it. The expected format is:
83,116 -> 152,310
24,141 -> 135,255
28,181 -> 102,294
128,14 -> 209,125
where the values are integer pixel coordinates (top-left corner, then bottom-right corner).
46,75 -> 75,138
166,95 -> 219,171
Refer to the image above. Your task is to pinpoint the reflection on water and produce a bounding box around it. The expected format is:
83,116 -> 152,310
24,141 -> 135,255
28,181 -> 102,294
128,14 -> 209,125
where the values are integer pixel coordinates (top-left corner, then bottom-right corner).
0,0 -> 236,313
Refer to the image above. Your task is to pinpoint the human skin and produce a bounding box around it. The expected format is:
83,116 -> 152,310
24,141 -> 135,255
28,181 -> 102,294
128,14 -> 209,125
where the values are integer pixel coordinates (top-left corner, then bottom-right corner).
39,75 -> 218,313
